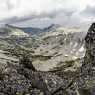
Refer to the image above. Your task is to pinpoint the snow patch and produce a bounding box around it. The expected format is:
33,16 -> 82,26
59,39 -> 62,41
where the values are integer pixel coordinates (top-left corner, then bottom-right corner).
79,46 -> 84,52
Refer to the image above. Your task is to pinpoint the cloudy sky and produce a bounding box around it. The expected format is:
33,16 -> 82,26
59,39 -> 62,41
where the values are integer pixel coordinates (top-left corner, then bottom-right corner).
0,0 -> 95,28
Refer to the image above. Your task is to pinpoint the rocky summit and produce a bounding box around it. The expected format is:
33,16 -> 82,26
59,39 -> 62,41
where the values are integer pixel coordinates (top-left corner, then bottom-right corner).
0,23 -> 94,95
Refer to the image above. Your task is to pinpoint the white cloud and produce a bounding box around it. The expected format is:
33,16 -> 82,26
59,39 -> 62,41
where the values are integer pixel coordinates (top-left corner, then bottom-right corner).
0,0 -> 95,27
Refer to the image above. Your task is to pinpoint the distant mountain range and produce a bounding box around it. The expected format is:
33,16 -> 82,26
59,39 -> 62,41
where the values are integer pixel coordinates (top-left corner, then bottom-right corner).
3,24 -> 59,35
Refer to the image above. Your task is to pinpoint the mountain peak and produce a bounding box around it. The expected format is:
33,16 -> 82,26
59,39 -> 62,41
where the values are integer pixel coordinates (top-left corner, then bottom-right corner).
88,23 -> 95,32
43,24 -> 60,32
84,23 -> 95,48
5,24 -> 12,27
0,24 -> 29,38
5,24 -> 19,29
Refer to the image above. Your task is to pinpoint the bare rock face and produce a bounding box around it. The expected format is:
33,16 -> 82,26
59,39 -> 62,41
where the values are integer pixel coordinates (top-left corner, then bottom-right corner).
79,23 -> 95,95
85,23 -> 95,63
82,23 -> 95,77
